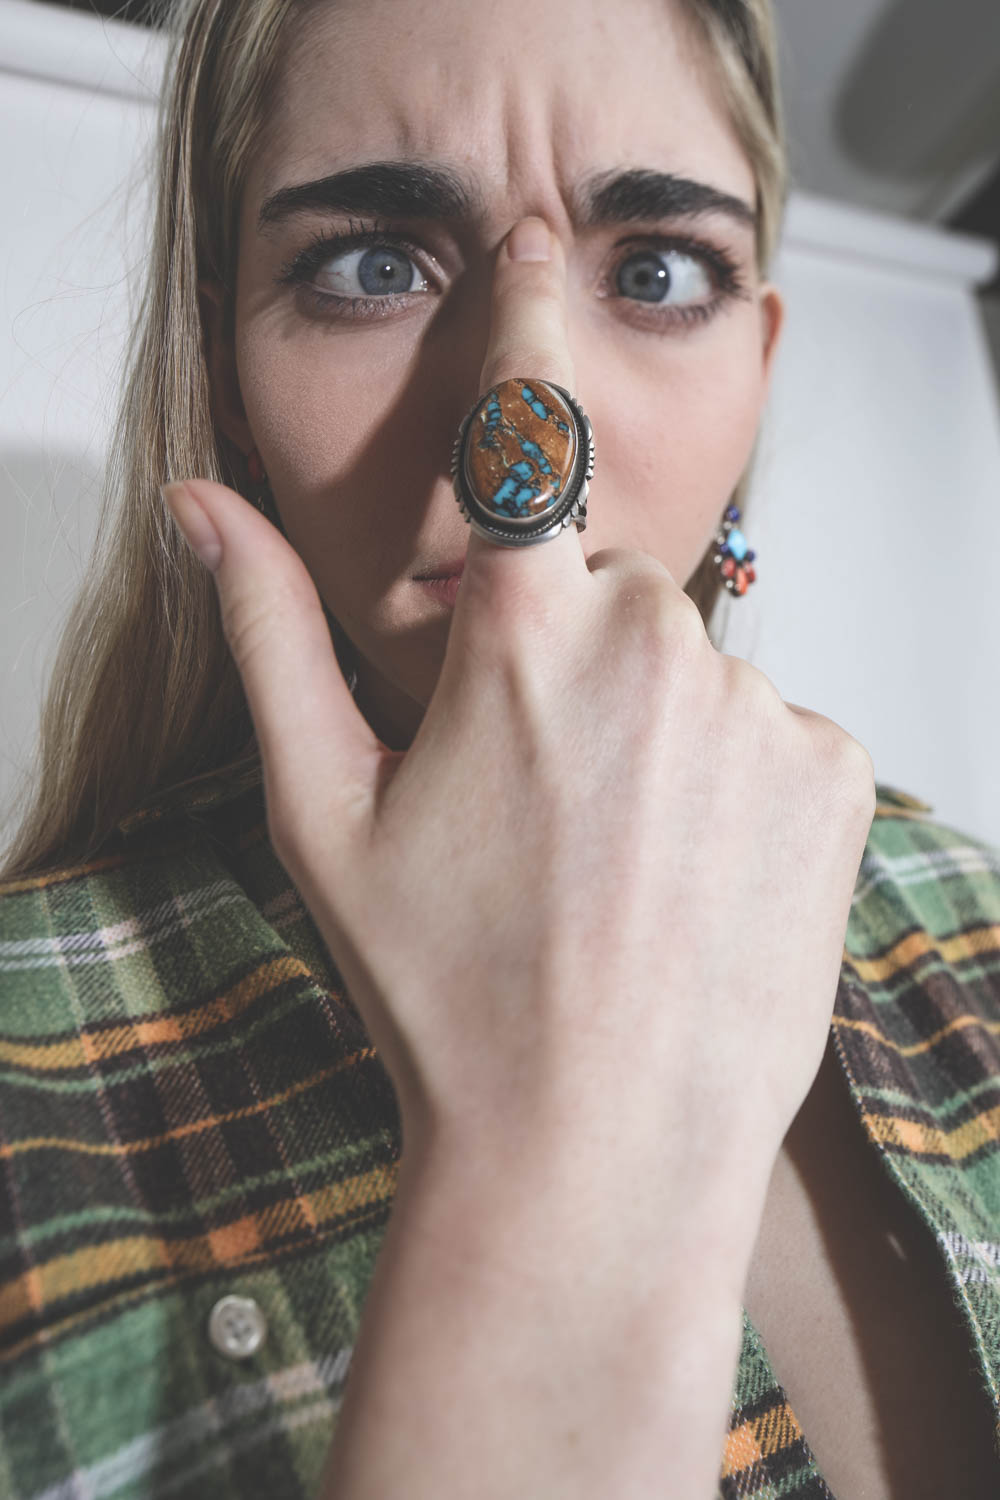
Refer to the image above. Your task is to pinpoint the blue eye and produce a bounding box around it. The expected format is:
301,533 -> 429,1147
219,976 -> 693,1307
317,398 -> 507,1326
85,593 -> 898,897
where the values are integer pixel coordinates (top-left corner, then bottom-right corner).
616,248 -> 712,306
314,243 -> 428,299
276,224 -> 432,312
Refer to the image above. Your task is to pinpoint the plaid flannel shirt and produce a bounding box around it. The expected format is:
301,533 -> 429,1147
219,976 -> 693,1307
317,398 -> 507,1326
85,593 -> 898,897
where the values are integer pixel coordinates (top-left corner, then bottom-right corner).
1,773 -> 999,1499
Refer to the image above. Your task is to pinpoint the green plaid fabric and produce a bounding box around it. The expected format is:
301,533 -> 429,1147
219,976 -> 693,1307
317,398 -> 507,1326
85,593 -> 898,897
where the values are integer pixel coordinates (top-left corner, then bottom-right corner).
1,775 -> 999,1498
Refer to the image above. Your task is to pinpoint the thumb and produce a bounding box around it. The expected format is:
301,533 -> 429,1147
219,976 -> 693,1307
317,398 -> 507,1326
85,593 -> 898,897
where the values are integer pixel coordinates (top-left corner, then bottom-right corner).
161,478 -> 382,858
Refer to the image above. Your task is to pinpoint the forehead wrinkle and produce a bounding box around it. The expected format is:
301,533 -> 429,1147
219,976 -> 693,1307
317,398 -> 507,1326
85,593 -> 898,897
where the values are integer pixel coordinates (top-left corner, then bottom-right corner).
390,72 -> 574,235
255,0 -> 754,242
273,3 -> 600,230
479,59 -> 603,232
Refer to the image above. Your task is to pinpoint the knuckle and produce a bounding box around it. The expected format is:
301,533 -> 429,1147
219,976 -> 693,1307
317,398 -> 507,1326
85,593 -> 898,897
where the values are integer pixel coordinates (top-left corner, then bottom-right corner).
483,341 -> 567,392
608,552 -> 693,617
832,734 -> 878,804
664,592 -> 710,663
811,717 -> 868,771
722,653 -> 783,712
495,263 -> 563,315
586,545 -> 635,576
797,720 -> 878,824
666,583 -> 707,638
624,576 -> 709,685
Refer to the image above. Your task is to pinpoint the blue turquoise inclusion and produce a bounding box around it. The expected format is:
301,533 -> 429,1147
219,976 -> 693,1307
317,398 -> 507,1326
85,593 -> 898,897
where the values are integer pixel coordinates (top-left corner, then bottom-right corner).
726,528 -> 748,562
473,383 -> 569,519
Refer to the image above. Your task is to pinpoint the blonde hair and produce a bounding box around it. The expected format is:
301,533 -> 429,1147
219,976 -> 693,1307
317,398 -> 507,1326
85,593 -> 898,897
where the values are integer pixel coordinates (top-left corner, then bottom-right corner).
1,0 -> 787,881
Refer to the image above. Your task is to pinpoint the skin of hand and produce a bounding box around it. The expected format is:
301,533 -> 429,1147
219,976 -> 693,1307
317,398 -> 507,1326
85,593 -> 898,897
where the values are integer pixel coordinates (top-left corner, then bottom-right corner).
164,211 -> 876,1246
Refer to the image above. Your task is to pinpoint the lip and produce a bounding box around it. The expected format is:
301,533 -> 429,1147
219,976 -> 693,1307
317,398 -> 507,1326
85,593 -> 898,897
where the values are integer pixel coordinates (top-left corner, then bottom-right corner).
413,559 -> 466,582
413,559 -> 464,609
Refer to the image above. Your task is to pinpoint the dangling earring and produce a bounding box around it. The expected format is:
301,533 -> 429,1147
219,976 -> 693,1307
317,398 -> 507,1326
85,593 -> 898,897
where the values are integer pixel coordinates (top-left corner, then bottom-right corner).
713,505 -> 757,597
245,446 -> 360,696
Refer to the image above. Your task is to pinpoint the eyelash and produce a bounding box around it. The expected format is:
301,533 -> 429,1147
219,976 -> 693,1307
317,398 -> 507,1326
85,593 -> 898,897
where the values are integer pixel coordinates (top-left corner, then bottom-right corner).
274,214 -> 749,328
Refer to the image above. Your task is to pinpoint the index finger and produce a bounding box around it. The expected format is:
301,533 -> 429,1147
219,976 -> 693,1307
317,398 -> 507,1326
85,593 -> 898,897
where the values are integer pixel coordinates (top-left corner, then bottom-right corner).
456,217 -> 592,613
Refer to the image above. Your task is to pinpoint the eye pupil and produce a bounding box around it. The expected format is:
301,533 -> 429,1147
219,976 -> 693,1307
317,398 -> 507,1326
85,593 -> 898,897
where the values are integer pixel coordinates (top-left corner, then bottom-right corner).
358,246 -> 414,295
618,252 -> 671,304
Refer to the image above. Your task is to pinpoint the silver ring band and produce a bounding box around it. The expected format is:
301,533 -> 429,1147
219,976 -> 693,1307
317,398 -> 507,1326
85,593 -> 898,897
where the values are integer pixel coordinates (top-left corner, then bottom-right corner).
451,377 -> 595,547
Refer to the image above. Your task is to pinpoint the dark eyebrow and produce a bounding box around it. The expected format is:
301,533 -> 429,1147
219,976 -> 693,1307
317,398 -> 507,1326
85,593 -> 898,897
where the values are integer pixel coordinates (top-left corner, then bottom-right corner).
577,167 -> 757,232
258,160 -> 482,232
257,158 -> 756,235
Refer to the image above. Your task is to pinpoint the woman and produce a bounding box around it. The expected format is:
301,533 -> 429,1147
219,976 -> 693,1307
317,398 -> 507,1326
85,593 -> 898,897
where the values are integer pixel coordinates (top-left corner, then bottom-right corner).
2,0 -> 999,1495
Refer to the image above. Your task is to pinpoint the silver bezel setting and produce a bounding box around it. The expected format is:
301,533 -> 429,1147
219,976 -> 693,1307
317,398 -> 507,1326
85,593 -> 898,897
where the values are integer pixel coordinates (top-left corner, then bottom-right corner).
450,379 -> 595,547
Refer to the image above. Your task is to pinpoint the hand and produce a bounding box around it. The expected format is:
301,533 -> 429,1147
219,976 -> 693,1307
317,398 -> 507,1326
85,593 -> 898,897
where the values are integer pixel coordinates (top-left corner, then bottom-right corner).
163,215 -> 876,1210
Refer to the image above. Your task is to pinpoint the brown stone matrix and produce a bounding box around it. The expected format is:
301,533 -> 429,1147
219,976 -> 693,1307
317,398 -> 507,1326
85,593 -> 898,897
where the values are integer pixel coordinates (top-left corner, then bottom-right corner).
466,379 -> 577,521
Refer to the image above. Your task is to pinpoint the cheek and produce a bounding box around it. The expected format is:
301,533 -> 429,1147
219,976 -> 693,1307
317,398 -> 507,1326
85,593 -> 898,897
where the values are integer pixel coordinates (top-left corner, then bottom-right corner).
236,320 -> 406,500
582,323 -> 764,574
234,317 -> 436,606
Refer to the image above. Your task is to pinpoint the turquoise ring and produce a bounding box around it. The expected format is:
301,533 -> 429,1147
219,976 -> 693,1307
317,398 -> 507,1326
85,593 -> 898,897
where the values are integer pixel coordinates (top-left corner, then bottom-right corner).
451,377 -> 595,546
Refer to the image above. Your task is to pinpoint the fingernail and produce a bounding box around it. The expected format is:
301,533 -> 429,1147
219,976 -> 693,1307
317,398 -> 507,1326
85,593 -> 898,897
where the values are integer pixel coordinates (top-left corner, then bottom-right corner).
161,482 -> 223,572
506,217 -> 551,263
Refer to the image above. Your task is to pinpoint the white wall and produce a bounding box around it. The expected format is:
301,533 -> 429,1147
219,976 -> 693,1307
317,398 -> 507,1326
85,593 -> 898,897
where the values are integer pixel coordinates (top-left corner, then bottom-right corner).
0,0 -> 162,853
1,0 -> 998,855
722,196 -> 1000,849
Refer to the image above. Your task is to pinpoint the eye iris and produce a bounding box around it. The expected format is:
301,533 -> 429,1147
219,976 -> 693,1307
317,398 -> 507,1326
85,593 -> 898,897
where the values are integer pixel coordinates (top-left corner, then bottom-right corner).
358,245 -> 414,295
617,252 -> 671,304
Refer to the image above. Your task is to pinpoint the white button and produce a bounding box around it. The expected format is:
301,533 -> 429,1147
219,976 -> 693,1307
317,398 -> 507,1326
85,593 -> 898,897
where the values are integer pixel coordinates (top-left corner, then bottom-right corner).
208,1295 -> 267,1360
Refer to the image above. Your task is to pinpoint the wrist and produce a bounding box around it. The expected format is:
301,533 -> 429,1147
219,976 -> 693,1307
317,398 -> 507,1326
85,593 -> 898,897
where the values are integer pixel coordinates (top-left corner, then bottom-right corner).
393,1115 -> 775,1309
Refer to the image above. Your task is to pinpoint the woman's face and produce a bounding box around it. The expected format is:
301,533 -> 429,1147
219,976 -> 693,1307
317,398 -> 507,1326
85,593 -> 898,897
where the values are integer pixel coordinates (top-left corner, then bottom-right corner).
203,0 -> 784,746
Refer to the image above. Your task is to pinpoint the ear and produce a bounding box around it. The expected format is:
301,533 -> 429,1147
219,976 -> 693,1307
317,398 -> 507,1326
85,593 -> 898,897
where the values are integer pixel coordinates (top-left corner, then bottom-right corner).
198,278 -> 255,455
757,282 -> 785,398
